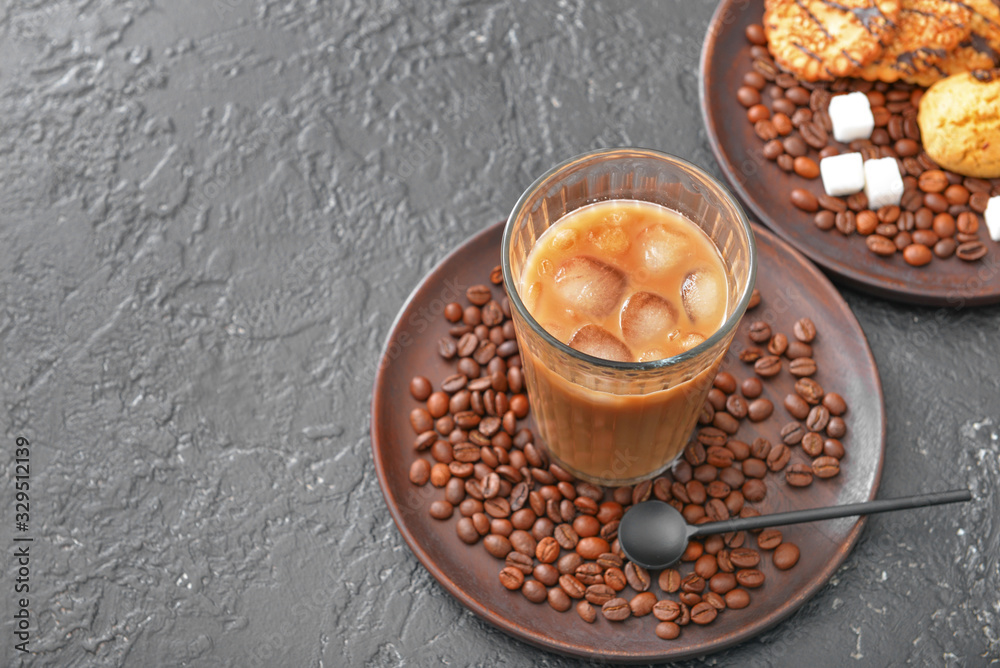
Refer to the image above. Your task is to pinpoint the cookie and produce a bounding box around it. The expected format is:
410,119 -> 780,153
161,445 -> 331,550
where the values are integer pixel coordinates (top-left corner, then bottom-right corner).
856,0 -> 974,82
917,70 -> 1000,178
905,0 -> 1000,85
763,0 -> 901,81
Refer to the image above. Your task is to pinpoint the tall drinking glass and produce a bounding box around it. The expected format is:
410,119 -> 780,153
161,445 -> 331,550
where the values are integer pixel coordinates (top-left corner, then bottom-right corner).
502,148 -> 756,486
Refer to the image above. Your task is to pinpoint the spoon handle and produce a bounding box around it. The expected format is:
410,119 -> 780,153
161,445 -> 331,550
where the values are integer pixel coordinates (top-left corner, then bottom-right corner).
689,489 -> 972,538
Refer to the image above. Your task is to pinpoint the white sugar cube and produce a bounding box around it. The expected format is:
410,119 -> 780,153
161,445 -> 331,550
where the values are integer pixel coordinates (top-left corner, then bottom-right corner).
820,152 -> 865,197
828,92 -> 875,143
986,196 -> 1000,242
863,157 -> 904,210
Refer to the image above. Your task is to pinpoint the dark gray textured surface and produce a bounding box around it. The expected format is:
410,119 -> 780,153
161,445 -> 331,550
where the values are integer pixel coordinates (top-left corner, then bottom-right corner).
0,1 -> 997,666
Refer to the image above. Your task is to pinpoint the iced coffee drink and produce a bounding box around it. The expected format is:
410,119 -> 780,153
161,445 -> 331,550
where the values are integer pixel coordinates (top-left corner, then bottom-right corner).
502,148 -> 755,486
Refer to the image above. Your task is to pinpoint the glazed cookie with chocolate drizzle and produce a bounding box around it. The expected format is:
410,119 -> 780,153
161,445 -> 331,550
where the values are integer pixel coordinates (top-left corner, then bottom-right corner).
906,0 -> 1000,85
856,0 -> 974,82
763,0 -> 901,81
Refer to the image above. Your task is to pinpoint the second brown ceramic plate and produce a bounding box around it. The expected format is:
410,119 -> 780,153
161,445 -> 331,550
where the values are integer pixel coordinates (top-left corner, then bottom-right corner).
371,220 -> 885,663
700,0 -> 1000,306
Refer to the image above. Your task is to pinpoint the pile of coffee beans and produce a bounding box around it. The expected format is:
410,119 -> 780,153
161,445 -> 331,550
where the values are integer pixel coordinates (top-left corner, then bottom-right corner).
406,270 -> 851,643
740,23 -> 998,267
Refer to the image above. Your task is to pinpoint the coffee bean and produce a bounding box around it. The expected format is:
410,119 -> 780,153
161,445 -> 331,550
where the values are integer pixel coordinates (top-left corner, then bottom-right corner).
547,586 -> 572,611
656,621 -> 681,639
409,376 -> 433,402
715,590 -> 747,614
789,357 -> 817,377
659,568 -> 682,593
483,534 -> 512,558
444,302 -> 463,322
536,536 -> 559,563
812,456 -> 841,479
901,243 -> 931,266
630,591 -> 657,617
713,411 -> 740,434
697,427 -> 727,448
736,568 -> 765,588
694,464 -> 719,484
739,346 -> 764,363
747,103 -> 770,123
742,478 -> 767,503
866,234 -> 895,256
730,547 -> 761,569
784,393 -> 810,419
741,377 -> 763,398
783,333 -> 808,356
738,85 -> 761,107
766,443 -> 791,471
603,567 -> 626,592
725,440 -> 750,463
806,405 -> 831,432
801,432 -> 824,457
706,446 -> 734,469
773,542 -> 801,570
790,188 -> 819,212
519,579 -> 546,603
552,524 -> 580,550
754,355 -> 782,377
785,463 -> 814,487
755,119 -> 779,141
956,241 -> 987,261
466,284 -> 492,306
934,238 -> 957,258
558,573 -> 586,600
800,122 -> 828,150
814,210 -> 835,231
410,408 -> 433,434
500,566 -> 525,591
557,552 -> 583,577
824,438 -> 846,459
763,139 -> 784,160
752,436 -> 773,459
462,305 -> 482,326
792,318 -> 816,342
573,514 -> 599,538
448,478 -> 468,505
957,211 -> 979,234
481,300 -> 504,327
757,529 -> 783,550
429,499 -> 454,520
835,210 -> 857,235
794,156 -> 820,179
679,592 -> 702,608
409,459 -> 431,485
625,562 -> 651,592
690,601 -> 718,625
712,371 -> 736,394
795,378 -> 824,405
602,598 -> 632,621
780,421 -> 805,445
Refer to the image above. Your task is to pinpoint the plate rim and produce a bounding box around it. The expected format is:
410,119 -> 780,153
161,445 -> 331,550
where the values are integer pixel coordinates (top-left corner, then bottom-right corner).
370,219 -> 886,663
698,0 -> 1000,307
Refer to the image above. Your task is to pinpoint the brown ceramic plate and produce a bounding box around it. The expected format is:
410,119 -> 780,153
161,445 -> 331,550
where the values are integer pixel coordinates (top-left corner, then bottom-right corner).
700,0 -> 1000,306
371,220 -> 885,663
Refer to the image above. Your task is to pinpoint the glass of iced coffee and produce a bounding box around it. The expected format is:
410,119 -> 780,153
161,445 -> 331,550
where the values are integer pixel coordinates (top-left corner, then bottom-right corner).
502,148 -> 756,486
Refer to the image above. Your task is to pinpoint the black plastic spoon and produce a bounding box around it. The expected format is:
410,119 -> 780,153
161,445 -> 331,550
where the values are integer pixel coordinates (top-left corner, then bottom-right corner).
618,489 -> 972,570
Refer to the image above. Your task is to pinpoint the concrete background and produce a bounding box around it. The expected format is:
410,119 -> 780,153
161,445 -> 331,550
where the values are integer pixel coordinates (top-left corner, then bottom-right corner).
0,0 -> 998,665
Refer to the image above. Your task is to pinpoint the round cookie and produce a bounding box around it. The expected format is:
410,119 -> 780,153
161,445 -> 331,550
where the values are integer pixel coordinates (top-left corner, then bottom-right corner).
764,0 -> 901,81
905,0 -> 1000,85
857,0 -> 974,82
917,70 -> 1000,178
